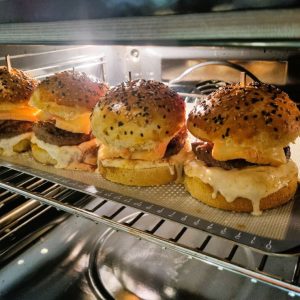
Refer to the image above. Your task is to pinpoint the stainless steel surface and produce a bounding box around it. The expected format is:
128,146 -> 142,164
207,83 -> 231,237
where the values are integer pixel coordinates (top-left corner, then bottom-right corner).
0,9 -> 300,45
0,165 -> 299,297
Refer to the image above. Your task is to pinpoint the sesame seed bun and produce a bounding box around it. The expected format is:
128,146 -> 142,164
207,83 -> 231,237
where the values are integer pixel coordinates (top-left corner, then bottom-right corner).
188,82 -> 300,166
91,79 -> 186,154
31,71 -> 108,110
185,82 -> 300,214
91,79 -> 187,186
0,66 -> 38,104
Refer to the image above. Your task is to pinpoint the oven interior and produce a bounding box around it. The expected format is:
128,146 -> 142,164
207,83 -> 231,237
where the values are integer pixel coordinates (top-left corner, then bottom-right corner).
0,45 -> 300,299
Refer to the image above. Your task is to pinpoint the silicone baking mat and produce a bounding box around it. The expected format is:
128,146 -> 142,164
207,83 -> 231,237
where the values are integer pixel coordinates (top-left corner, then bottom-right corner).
1,154 -> 300,254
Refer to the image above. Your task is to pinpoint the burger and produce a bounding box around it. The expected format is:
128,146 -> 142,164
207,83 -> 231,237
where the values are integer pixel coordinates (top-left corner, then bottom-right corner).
184,82 -> 300,215
91,79 -> 188,186
29,71 -> 108,170
0,66 -> 38,156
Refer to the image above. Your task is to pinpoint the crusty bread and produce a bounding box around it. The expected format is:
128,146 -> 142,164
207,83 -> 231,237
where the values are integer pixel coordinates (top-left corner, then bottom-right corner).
188,82 -> 300,166
0,66 -> 38,104
184,174 -> 298,213
98,163 -> 176,186
31,71 -> 108,110
91,79 -> 186,155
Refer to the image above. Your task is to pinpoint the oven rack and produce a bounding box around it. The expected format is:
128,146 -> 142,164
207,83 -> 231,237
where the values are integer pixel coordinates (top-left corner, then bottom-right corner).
0,164 -> 299,297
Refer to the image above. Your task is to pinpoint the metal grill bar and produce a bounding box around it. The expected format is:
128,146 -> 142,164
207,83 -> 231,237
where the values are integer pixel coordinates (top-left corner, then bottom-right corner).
125,212 -> 144,227
170,227 -> 187,242
0,179 -> 299,296
198,235 -> 212,252
146,219 -> 165,234
258,255 -> 269,271
104,206 -> 126,220
87,200 -> 107,213
292,257 -> 300,285
226,245 -> 239,261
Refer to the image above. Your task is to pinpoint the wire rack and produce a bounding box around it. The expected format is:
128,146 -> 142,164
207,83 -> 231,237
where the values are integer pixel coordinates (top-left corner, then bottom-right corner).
0,163 -> 299,297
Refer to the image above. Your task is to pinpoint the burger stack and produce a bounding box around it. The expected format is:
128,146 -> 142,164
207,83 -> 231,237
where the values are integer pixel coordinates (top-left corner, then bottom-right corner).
0,66 -> 38,155
29,71 -> 108,170
1,65 -> 300,215
184,82 -> 300,215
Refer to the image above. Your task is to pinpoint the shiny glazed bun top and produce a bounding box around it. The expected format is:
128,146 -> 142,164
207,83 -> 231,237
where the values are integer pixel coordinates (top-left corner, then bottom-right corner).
188,82 -> 300,166
91,79 -> 186,151
31,71 -> 108,110
0,66 -> 38,104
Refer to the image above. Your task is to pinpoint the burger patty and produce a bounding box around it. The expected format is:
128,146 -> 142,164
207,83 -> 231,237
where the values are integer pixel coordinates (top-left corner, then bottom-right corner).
0,120 -> 33,138
192,141 -> 291,170
33,121 -> 91,146
164,127 -> 187,158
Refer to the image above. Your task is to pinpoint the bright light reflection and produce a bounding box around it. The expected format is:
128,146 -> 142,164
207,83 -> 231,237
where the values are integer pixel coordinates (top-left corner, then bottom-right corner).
17,259 -> 24,265
40,248 -> 48,254
288,292 -> 296,298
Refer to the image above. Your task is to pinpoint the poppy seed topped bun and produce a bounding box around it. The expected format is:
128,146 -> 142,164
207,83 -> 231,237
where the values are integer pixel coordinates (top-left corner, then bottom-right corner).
188,82 -> 300,166
92,79 -> 186,153
31,70 -> 108,109
91,79 -> 187,186
0,66 -> 38,104
29,71 -> 108,170
184,82 -> 300,215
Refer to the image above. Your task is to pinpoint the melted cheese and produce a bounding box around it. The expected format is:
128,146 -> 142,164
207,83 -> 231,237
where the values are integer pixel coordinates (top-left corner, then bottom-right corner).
101,158 -> 172,170
36,111 -> 91,134
0,103 -> 28,111
32,135 -> 96,169
0,132 -> 32,156
0,107 -> 38,122
100,142 -> 191,183
184,159 -> 297,215
212,139 -> 286,166
98,143 -> 168,161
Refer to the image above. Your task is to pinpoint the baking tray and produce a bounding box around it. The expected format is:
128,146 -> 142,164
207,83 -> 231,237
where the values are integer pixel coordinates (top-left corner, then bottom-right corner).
1,154 -> 300,254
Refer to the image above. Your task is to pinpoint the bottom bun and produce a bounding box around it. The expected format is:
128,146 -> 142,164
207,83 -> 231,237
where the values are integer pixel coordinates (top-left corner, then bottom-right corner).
98,163 -> 176,186
184,175 -> 298,214
31,143 -> 95,171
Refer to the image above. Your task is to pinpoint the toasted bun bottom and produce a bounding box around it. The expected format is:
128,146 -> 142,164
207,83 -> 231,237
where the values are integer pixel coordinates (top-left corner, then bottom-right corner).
98,163 -> 176,186
31,143 -> 95,171
184,175 -> 298,213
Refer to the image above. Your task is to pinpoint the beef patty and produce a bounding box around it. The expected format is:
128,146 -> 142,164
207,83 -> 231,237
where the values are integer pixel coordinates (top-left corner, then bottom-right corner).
0,120 -> 33,138
164,126 -> 187,158
192,140 -> 290,170
33,121 -> 91,146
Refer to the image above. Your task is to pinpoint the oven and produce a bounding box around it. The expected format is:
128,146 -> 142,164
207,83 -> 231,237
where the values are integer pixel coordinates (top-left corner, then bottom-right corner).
0,2 -> 300,300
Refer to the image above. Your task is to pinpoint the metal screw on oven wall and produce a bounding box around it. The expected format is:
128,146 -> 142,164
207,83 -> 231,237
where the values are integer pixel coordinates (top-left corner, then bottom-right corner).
130,49 -> 139,58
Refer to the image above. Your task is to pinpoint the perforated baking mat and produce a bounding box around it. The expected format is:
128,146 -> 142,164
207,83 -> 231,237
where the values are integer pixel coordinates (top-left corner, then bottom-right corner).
1,154 -> 300,254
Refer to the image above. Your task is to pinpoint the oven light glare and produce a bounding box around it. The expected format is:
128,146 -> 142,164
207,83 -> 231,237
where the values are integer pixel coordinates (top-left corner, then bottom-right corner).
217,266 -> 223,271
17,259 -> 24,265
251,278 -> 257,283
40,248 -> 48,254
288,292 -> 296,298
